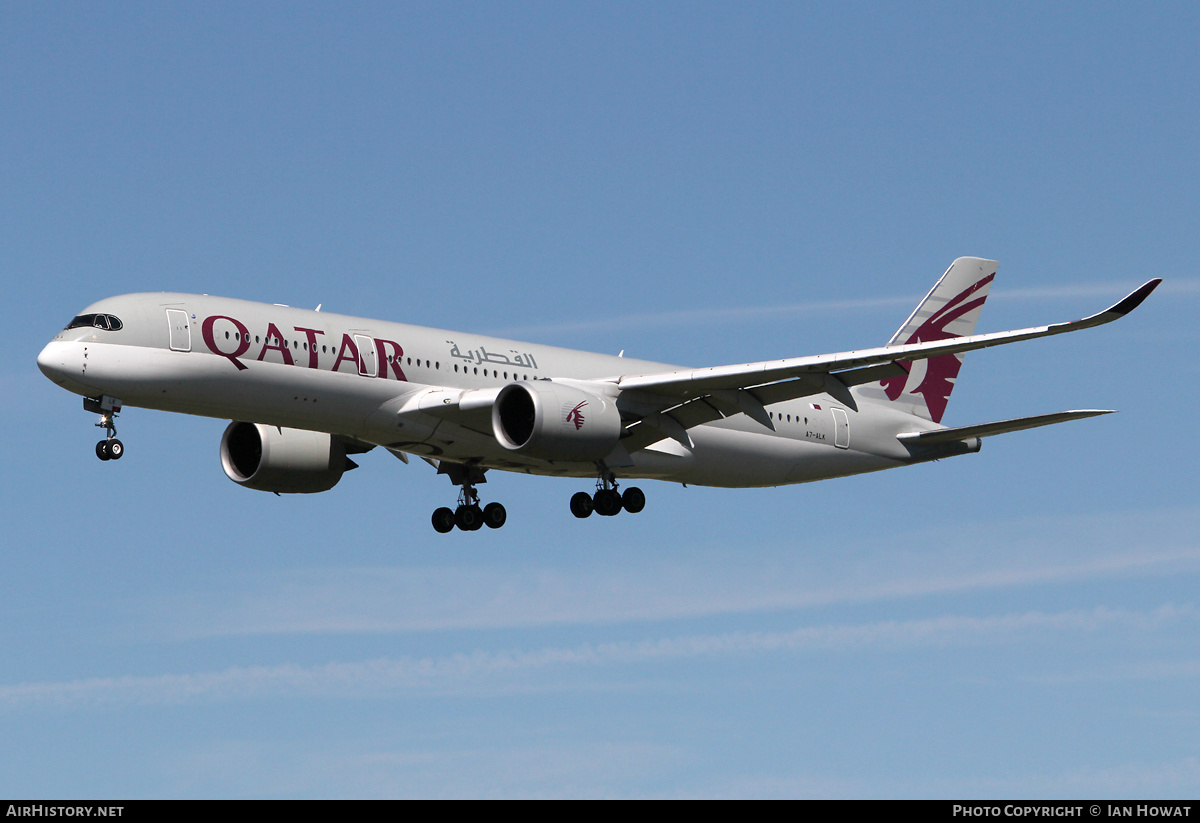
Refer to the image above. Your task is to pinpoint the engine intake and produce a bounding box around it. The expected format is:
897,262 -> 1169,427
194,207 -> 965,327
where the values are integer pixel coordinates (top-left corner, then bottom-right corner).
492,382 -> 621,461
220,422 -> 354,493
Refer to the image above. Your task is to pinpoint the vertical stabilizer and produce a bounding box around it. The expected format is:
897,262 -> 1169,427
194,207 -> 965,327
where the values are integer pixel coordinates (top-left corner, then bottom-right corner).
856,256 -> 997,423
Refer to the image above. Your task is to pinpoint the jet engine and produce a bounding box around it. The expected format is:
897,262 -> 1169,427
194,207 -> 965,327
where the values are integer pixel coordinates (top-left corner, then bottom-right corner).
220,422 -> 356,493
492,382 -> 622,461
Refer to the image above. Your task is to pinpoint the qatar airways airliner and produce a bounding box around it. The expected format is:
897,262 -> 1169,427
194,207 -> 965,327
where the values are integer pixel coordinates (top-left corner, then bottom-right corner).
37,257 -> 1159,532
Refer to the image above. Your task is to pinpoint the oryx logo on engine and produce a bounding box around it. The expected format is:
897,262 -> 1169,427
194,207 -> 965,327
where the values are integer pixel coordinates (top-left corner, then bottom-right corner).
565,400 -> 587,430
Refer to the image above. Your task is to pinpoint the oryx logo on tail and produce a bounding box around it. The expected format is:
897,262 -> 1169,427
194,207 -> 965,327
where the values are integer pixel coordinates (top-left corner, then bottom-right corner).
873,259 -> 996,423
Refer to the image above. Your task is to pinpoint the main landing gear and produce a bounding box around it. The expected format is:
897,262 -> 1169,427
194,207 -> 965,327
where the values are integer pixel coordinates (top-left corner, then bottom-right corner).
86,397 -> 124,461
570,471 -> 645,519
431,463 -> 506,533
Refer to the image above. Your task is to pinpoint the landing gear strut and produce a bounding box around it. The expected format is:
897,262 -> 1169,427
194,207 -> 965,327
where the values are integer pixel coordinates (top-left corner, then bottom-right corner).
87,397 -> 124,461
431,462 -> 507,533
571,469 -> 645,519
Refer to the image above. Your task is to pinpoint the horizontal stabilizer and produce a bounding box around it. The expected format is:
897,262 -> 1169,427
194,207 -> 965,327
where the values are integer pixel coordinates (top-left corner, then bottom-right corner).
897,410 -> 1114,444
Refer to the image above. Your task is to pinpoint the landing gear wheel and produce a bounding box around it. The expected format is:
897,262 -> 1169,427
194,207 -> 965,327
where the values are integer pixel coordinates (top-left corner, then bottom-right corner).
456,504 -> 484,531
483,502 -> 507,529
570,491 -> 594,518
96,440 -> 111,461
432,507 -> 456,534
621,486 -> 645,513
594,489 -> 622,517
106,439 -> 124,460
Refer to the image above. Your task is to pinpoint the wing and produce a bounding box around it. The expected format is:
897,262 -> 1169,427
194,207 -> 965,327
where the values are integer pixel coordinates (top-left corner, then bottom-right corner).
389,279 -> 1159,456
610,279 -> 1160,450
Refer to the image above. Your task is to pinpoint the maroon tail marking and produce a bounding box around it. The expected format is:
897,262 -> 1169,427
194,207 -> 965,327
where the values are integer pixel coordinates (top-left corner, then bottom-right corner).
880,273 -> 994,423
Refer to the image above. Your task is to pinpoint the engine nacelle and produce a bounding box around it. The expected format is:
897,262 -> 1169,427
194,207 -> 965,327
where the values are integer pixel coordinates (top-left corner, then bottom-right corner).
492,382 -> 622,461
220,422 -> 352,494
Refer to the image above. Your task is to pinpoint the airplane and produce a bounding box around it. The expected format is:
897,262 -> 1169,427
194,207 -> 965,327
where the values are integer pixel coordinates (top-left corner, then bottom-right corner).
37,257 -> 1160,533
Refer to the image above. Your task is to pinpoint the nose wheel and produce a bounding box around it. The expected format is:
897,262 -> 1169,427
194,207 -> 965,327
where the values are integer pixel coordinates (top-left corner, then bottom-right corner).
96,437 -> 124,461
89,398 -> 125,461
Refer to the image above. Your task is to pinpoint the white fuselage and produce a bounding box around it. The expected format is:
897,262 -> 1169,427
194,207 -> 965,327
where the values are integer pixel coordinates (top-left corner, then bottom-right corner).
38,292 -> 938,488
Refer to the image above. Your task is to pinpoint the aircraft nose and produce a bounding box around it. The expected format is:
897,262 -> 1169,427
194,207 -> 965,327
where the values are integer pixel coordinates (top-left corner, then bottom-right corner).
38,339 -> 99,397
38,340 -> 72,385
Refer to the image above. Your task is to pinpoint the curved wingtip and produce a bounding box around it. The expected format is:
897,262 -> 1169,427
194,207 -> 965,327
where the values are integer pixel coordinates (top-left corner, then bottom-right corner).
1073,278 -> 1162,327
1109,278 -> 1163,317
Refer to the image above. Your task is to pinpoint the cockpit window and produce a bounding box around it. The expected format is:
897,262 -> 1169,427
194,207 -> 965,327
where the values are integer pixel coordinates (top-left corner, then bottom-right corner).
66,314 -> 123,331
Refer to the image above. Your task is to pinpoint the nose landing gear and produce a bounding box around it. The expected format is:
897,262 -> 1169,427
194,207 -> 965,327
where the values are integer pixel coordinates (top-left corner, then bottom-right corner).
95,436 -> 123,461
86,397 -> 125,461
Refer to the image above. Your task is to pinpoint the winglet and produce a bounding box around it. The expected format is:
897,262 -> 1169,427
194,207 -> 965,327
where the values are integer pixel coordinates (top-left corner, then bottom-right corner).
1106,278 -> 1162,317
1073,279 -> 1162,326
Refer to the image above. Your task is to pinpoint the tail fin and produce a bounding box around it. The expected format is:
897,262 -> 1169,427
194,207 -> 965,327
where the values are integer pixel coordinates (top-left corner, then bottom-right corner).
857,256 -> 997,423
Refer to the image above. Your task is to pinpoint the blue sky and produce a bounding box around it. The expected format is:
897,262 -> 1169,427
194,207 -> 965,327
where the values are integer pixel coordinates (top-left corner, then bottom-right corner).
3,2 -> 1198,798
